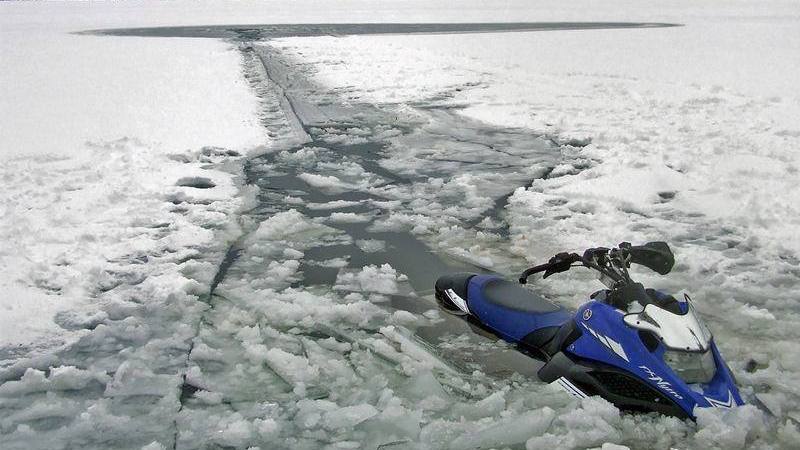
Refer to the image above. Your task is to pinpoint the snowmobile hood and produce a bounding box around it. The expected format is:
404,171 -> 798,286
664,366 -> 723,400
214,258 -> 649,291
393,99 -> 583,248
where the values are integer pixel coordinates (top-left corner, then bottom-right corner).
569,300 -> 743,418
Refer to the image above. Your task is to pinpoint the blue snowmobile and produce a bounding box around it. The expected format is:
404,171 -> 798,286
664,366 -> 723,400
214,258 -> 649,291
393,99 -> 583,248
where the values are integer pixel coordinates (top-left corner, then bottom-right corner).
434,242 -> 743,419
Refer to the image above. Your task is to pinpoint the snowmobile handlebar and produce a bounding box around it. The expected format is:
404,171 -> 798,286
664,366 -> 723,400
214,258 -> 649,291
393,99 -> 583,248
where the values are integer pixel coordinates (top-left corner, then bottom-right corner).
518,242 -> 674,285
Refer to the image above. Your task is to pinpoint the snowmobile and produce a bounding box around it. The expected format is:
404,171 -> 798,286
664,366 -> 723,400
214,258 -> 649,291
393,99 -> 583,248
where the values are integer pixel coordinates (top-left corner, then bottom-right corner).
434,242 -> 743,419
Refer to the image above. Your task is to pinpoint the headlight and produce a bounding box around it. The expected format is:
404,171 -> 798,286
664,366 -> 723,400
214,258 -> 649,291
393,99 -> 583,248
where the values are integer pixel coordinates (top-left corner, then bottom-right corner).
663,349 -> 716,384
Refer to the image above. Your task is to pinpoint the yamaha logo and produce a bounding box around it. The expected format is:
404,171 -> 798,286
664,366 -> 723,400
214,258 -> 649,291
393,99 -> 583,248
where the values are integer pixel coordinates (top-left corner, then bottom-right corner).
582,309 -> 592,320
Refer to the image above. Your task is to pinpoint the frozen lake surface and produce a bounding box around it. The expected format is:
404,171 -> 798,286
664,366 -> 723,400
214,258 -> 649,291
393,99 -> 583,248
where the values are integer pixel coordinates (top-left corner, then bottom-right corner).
2,2 -> 799,449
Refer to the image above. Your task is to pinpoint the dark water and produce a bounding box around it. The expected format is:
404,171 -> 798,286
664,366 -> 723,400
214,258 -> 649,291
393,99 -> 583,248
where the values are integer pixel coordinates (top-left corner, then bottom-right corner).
83,22 -> 680,40
238,123 -> 548,377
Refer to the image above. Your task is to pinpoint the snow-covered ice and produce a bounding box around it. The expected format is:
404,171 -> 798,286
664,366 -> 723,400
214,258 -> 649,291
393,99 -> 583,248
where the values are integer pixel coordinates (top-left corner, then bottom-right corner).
3,0 -> 800,449
0,1 -> 268,353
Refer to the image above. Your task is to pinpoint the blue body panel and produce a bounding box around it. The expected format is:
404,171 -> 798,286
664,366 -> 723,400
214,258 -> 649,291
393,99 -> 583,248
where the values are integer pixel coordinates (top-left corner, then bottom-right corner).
466,275 -> 571,341
567,301 -> 743,414
463,275 -> 743,417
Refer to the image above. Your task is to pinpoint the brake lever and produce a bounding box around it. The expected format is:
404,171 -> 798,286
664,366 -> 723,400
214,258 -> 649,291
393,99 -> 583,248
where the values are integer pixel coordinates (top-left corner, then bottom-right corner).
542,252 -> 580,279
583,247 -> 609,263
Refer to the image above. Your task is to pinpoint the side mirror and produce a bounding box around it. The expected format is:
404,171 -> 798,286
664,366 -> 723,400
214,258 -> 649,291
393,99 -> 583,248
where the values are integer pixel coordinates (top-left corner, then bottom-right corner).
622,241 -> 674,275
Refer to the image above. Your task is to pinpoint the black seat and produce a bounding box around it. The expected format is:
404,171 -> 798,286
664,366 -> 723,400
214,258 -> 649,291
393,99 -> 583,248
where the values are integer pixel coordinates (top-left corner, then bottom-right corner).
480,278 -> 562,313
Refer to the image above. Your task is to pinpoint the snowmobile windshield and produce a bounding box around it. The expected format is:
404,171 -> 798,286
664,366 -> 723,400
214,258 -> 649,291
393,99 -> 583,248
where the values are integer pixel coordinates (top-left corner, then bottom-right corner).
623,302 -> 712,352
663,347 -> 716,384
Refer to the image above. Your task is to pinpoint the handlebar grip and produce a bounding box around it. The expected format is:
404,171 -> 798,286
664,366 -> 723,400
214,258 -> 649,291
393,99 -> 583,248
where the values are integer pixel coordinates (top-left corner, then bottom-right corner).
519,252 -> 581,284
519,263 -> 551,284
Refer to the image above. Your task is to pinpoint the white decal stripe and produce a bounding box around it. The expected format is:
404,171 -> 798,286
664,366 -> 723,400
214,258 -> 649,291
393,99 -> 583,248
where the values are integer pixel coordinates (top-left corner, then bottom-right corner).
563,379 -> 589,399
444,289 -> 470,314
556,377 -> 588,399
605,338 -> 630,362
582,323 -> 629,362
705,391 -> 735,408
564,379 -> 588,398
556,379 -> 579,397
556,378 -> 573,394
